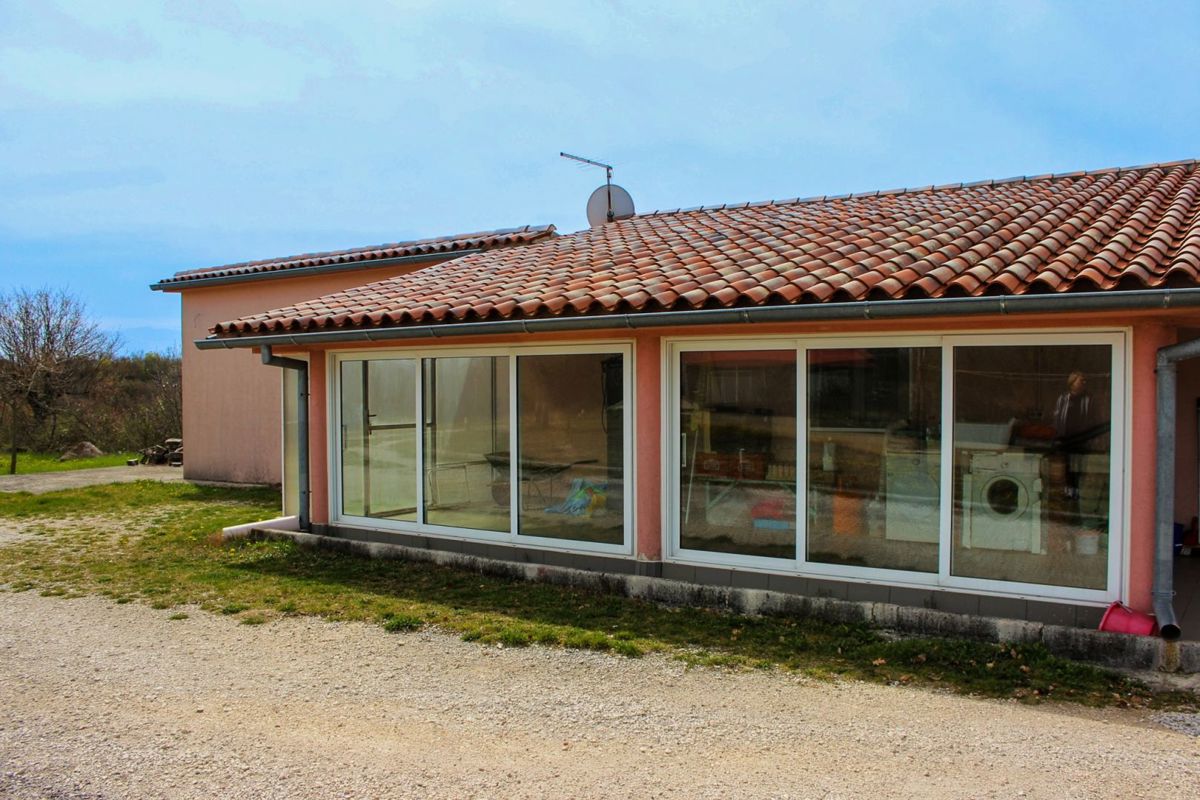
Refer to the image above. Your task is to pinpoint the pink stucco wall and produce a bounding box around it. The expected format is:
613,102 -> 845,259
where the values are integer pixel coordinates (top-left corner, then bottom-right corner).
308,354 -> 330,525
171,263 -> 438,485
634,332 -> 662,561
1128,323 -> 1176,612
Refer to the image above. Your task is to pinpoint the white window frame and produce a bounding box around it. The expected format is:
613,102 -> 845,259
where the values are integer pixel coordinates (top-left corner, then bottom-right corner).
664,328 -> 1129,605
329,341 -> 635,558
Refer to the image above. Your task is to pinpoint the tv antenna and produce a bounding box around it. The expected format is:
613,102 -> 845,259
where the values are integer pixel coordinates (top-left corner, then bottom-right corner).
560,151 -> 635,226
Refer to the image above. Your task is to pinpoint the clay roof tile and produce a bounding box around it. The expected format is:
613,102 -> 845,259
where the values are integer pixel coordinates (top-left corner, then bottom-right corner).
210,160 -> 1200,337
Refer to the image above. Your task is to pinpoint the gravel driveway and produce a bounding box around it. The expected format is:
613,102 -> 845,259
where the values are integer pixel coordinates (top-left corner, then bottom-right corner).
0,465 -> 183,495
0,593 -> 1196,799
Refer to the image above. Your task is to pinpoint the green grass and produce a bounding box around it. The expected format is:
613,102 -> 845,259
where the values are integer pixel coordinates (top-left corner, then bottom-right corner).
0,481 -> 1192,710
2,451 -> 139,475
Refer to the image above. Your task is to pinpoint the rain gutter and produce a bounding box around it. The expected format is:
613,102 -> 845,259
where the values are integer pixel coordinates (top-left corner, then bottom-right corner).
195,287 -> 1200,351
1153,336 -> 1200,641
260,346 -> 310,532
150,249 -> 482,292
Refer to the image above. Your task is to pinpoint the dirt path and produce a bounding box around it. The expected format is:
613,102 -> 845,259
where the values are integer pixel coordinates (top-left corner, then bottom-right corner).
0,465 -> 183,495
0,592 -> 1197,800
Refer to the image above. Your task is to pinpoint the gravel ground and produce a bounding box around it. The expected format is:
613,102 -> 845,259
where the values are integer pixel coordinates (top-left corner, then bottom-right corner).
0,592 -> 1198,800
0,466 -> 182,495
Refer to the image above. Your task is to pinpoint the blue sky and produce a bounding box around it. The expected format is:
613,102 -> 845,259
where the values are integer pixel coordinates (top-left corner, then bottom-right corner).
2,1 -> 1198,353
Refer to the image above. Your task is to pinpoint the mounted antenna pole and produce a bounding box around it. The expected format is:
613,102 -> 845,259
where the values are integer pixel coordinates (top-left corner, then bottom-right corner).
559,151 -> 624,224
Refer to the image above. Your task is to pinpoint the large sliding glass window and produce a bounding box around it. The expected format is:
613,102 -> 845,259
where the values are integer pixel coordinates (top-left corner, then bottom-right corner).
952,344 -> 1112,589
670,334 -> 1122,601
340,359 -> 418,520
807,347 -> 941,573
423,356 -> 509,532
517,353 -> 624,544
678,350 -> 797,559
335,347 -> 629,552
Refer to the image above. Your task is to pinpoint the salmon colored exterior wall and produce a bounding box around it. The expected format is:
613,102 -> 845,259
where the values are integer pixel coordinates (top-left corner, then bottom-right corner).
634,332 -> 663,561
170,262 -> 441,485
274,307 -> 1200,610
1128,323 -> 1176,612
308,355 -> 330,525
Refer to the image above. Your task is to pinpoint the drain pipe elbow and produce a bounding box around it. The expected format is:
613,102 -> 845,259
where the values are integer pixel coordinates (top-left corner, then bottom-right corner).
261,345 -> 311,532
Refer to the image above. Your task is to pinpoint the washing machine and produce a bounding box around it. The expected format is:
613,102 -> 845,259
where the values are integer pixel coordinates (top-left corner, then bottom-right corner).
962,451 -> 1044,553
883,452 -> 940,543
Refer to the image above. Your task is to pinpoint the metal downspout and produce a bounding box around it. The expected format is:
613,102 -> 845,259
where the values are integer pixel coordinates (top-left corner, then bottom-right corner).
1153,337 -> 1200,641
262,346 -> 310,532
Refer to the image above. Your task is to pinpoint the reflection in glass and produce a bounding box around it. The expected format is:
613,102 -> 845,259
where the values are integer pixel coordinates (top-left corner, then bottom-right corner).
340,359 -> 417,520
423,356 -> 510,531
679,351 -> 797,558
952,344 -> 1111,589
807,348 -> 941,572
516,354 -> 624,544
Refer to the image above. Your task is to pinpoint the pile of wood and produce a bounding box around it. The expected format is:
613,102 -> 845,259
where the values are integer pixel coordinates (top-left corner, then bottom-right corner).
139,438 -> 183,467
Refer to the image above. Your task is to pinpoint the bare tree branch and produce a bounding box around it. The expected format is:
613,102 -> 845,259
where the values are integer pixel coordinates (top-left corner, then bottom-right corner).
0,288 -> 118,473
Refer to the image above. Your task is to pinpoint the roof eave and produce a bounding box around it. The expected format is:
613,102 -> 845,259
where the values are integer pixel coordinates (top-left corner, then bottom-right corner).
194,286 -> 1200,350
150,249 -> 482,292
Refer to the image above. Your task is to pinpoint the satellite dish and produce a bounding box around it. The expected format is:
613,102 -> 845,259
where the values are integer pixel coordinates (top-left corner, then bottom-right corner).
586,184 -> 635,227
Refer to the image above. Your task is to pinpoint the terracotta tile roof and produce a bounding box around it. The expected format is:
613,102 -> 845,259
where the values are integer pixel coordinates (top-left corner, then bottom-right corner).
153,224 -> 556,288
211,160 -> 1200,337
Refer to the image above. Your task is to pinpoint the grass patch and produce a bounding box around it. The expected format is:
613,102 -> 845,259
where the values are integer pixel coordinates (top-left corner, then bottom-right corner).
0,481 -> 1193,710
381,612 -> 423,633
2,452 -> 139,475
168,612 -> 189,621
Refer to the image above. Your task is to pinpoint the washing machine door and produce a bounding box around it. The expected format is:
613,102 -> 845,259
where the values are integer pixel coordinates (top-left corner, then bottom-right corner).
980,474 -> 1028,520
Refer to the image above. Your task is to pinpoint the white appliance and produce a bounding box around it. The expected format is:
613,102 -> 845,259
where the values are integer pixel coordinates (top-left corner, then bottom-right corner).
883,452 -> 940,543
962,451 -> 1044,553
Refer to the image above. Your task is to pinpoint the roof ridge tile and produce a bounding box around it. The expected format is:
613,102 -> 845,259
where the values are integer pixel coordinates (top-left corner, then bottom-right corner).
637,159 -> 1198,219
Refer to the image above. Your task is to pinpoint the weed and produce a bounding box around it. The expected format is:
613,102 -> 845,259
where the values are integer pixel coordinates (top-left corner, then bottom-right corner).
168,612 -> 189,621
381,613 -> 423,633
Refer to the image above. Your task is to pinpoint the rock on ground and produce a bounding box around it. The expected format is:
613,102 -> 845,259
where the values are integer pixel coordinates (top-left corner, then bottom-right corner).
0,592 -> 1198,800
58,442 -> 104,462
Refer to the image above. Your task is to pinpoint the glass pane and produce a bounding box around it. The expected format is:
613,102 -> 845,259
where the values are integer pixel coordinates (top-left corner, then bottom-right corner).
679,350 -> 796,559
516,353 -> 624,544
282,367 -> 300,517
423,356 -> 510,532
952,344 -> 1111,589
807,348 -> 941,572
339,359 -> 418,521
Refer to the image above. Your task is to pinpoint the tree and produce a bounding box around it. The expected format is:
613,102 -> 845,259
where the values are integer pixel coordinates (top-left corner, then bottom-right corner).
0,288 -> 117,473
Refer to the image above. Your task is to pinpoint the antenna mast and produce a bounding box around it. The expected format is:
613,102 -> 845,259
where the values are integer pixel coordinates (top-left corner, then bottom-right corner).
560,151 -> 616,222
